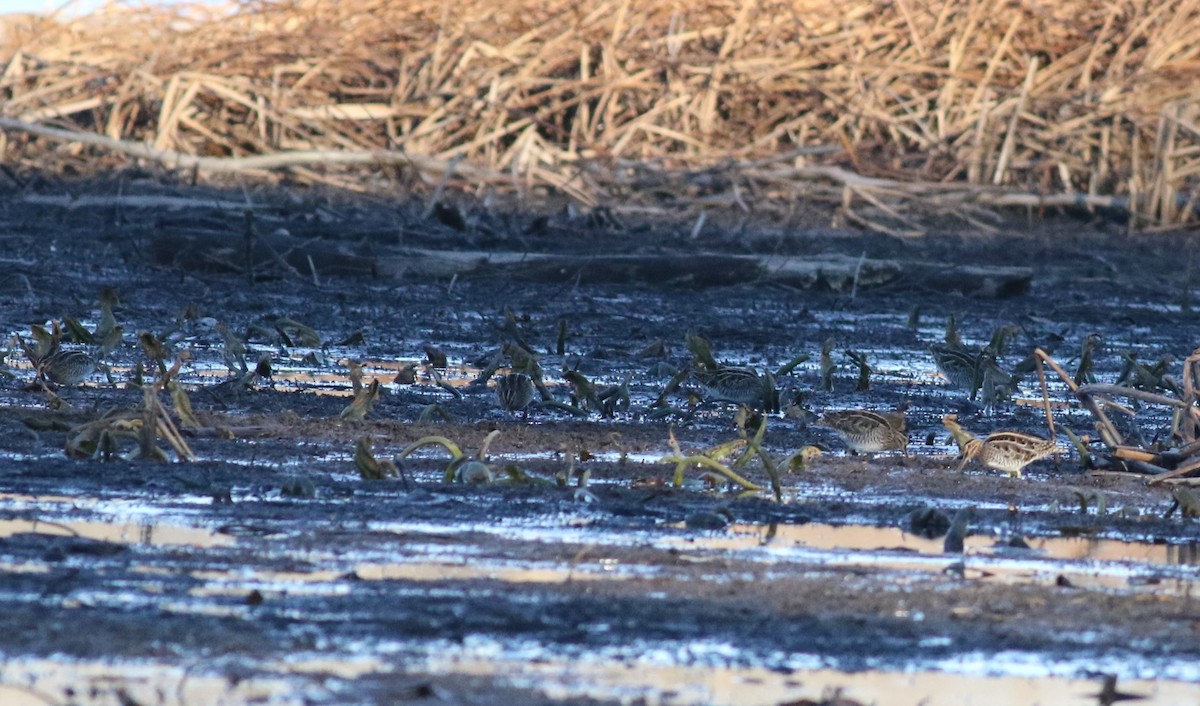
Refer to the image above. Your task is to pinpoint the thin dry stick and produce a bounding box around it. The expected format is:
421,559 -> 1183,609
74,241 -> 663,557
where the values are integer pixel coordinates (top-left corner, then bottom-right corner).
1122,459 -> 1172,475
1035,349 -> 1122,448
841,204 -> 915,239
1182,349 -> 1200,408
1075,384 -> 1190,409
422,152 -> 465,218
993,57 -> 1039,186
1088,469 -> 1156,480
1075,379 -> 1200,462
147,386 -> 195,461
1148,456 -> 1200,486
1114,446 -> 1158,462
307,255 -> 320,286
1167,438 -> 1200,461
0,118 -> 503,181
1034,354 -> 1056,437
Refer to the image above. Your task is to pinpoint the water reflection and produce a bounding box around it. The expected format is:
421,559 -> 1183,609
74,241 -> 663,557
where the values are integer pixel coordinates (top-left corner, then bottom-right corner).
0,517 -> 233,548
420,638 -> 1197,706
0,658 -> 296,706
660,521 -> 1200,593
717,522 -> 1200,567
0,493 -> 233,548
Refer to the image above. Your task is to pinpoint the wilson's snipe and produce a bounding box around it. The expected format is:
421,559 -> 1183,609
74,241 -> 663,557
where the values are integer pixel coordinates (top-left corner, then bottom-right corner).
944,414 -> 1055,477
930,343 -> 1014,403
978,357 -> 1016,405
929,343 -> 980,391
37,347 -> 95,386
815,408 -> 908,454
495,372 -> 534,413
690,366 -> 777,411
960,432 -> 1057,477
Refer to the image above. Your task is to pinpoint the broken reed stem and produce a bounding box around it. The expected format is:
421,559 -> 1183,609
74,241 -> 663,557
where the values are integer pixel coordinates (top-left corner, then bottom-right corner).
0,118 -> 501,181
1125,459 -> 1173,475
1075,383 -> 1190,409
992,56 -> 1038,186
1182,350 -> 1200,410
1169,438 -> 1200,461
1035,354 -> 1056,437
151,384 -> 195,461
1087,469 -> 1155,480
1035,348 -> 1123,448
1172,356 -> 1196,444
1148,456 -> 1200,485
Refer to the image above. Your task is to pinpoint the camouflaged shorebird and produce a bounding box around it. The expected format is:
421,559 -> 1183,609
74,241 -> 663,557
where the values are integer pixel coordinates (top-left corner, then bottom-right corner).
690,365 -> 778,412
36,346 -> 95,386
495,372 -> 534,414
815,408 -> 908,454
943,414 -> 1056,478
958,431 -> 1057,478
929,321 -> 1020,403
929,343 -> 1014,402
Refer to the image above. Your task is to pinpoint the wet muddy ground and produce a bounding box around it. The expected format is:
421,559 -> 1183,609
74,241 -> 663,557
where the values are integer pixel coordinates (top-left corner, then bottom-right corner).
1,177 -> 1199,705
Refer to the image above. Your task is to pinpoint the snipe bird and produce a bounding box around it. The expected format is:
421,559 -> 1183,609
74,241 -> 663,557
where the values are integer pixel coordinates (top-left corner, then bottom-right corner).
37,347 -> 95,386
495,372 -> 534,414
690,366 -> 777,412
943,414 -> 1056,478
815,408 -> 908,454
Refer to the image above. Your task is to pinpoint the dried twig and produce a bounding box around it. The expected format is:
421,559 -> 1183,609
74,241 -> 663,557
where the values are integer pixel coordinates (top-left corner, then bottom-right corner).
1148,456 -> 1200,486
1036,349 -> 1122,448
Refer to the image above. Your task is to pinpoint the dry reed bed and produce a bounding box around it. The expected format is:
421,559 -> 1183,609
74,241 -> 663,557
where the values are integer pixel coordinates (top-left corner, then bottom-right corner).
1,0 -> 1199,232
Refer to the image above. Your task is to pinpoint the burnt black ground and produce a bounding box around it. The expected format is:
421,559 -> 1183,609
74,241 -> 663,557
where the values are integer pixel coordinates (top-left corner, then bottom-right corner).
1,176 -> 1199,705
